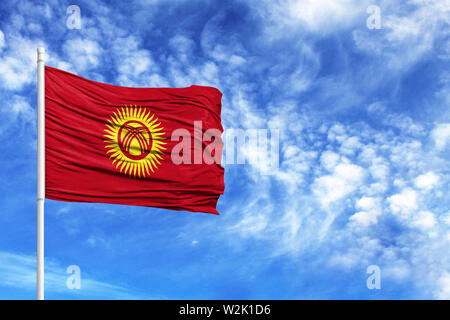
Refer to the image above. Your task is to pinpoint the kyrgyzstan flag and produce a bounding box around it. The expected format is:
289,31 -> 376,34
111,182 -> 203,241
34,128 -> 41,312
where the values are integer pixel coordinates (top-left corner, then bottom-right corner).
45,66 -> 224,214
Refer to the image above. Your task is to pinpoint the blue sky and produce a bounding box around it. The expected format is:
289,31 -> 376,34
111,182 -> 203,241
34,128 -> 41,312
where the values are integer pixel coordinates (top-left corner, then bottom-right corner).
0,0 -> 449,299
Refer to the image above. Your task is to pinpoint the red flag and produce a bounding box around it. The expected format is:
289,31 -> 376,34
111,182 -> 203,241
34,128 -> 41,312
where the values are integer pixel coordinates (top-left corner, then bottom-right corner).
45,66 -> 224,214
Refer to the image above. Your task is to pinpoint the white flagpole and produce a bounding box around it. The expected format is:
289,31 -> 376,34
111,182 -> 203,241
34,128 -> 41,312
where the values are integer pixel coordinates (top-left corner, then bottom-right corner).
37,47 -> 45,300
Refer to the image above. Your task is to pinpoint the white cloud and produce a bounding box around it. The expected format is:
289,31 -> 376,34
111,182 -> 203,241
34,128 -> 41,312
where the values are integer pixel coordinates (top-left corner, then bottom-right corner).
412,211 -> 437,230
11,95 -> 34,122
383,259 -> 412,281
389,140 -> 422,170
349,211 -> 377,227
63,38 -> 103,72
0,30 -> 5,50
313,162 -> 365,207
358,145 -> 377,163
350,196 -> 381,227
320,150 -> 340,171
327,124 -> 346,142
339,136 -> 362,156
85,235 -> 111,248
356,196 -> 378,212
288,0 -> 369,31
431,123 -> 450,151
229,214 -> 268,237
367,103 -> 425,136
388,188 -> 418,217
112,36 -> 159,86
352,0 -> 449,70
414,172 -> 440,190
442,212 -> 450,226
370,158 -> 389,177
0,95 -> 35,138
169,35 -> 195,63
251,0 -> 371,35
0,35 -> 45,90
437,272 -> 450,299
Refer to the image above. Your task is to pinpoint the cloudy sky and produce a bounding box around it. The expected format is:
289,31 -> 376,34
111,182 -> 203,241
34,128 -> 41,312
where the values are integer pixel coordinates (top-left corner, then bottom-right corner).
0,0 -> 449,299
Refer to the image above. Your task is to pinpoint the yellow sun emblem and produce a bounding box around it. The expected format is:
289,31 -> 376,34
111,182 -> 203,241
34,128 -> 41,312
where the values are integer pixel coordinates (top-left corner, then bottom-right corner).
104,106 -> 167,178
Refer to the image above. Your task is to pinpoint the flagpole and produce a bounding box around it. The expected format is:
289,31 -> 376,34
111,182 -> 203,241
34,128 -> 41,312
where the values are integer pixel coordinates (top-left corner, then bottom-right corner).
37,47 -> 45,300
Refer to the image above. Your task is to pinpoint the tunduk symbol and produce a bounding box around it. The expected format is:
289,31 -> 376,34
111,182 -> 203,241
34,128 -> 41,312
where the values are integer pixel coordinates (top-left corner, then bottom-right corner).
104,106 -> 167,178
118,121 -> 152,161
